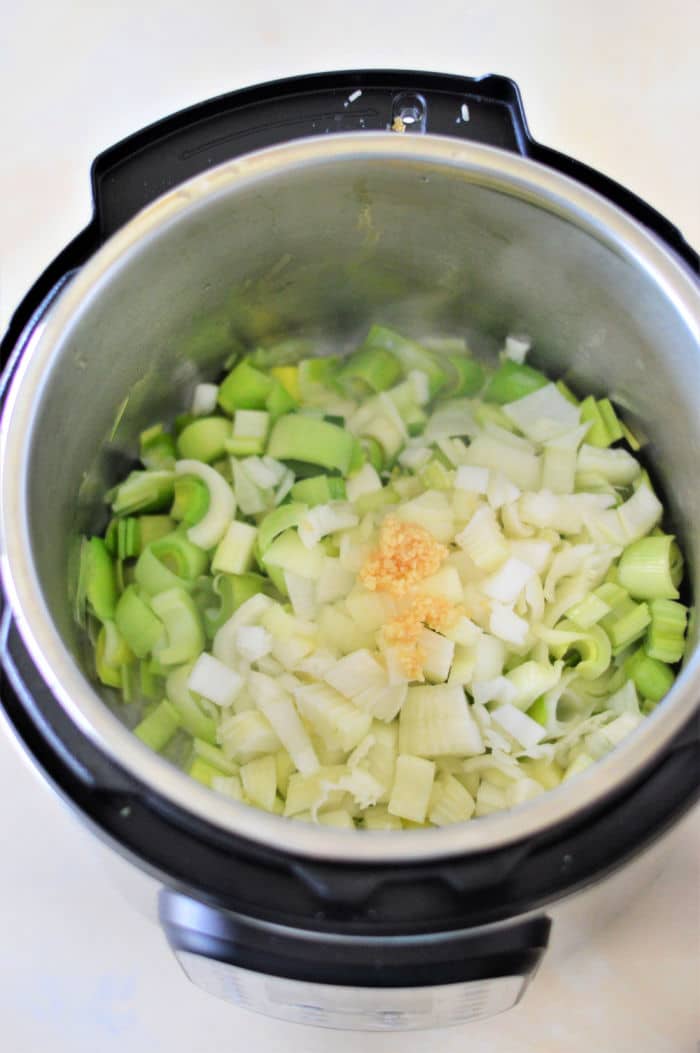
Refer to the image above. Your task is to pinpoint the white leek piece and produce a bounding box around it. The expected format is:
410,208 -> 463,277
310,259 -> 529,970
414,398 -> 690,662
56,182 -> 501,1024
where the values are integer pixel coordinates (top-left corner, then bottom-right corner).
188,652 -> 243,707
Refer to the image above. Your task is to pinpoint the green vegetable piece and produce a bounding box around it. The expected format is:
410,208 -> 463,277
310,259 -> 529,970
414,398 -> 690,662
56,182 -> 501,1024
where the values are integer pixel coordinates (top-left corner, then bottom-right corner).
349,438 -> 366,473
134,532 -> 207,595
362,437 -> 385,473
115,586 -> 164,658
138,516 -> 176,550
249,339 -> 314,368
290,475 -> 346,506
580,396 -> 614,447
360,325 -> 447,397
150,587 -> 205,666
188,756 -> 222,787
446,354 -> 485,397
174,413 -> 195,436
265,379 -> 298,418
555,379 -> 579,406
624,648 -> 675,702
134,699 -> 181,752
140,423 -> 177,469
176,417 -> 231,463
337,347 -> 402,396
267,414 -> 356,474
601,597 -> 651,654
139,660 -> 162,700
646,599 -> 688,663
191,738 -> 239,775
483,360 -> 549,404
256,503 -> 308,556
111,470 -> 175,515
95,621 -> 133,688
618,535 -> 682,600
171,475 -> 211,526
598,399 -> 624,443
84,537 -> 118,623
527,696 -> 548,727
218,360 -> 273,413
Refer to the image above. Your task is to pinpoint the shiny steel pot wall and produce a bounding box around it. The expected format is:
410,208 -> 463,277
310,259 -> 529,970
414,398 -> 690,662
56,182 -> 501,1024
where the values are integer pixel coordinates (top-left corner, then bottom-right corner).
1,135 -> 698,863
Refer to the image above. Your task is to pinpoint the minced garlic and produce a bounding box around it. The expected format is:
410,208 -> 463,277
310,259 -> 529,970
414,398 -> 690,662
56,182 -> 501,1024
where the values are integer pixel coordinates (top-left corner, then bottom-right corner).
360,517 -> 448,597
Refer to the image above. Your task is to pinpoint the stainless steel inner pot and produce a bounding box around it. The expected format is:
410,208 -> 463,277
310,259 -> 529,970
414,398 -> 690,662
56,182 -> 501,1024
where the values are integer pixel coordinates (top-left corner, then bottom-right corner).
1,134 -> 698,863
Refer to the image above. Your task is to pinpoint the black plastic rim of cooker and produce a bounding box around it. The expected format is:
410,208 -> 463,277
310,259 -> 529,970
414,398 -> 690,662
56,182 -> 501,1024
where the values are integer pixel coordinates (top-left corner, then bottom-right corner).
1,71 -> 699,986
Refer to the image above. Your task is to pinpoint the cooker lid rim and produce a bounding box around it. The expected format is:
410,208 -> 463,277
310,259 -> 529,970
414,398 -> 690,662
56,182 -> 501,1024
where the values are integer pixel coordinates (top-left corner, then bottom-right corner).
1,132 -> 699,865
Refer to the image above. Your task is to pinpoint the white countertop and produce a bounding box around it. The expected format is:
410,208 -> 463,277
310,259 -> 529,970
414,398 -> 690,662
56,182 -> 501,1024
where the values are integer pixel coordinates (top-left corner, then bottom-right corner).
1,2 -> 698,1050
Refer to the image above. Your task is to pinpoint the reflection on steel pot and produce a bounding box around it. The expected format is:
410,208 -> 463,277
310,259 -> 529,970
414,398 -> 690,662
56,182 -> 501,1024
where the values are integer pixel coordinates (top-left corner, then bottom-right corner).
0,72 -> 698,1030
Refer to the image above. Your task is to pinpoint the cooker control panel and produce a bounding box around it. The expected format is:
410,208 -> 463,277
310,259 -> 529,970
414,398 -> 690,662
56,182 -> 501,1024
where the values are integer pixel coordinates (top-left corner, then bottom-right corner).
175,951 -> 527,1030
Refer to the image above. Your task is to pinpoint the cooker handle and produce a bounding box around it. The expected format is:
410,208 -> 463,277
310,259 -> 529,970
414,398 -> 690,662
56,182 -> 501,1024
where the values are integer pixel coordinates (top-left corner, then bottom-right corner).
88,70 -> 698,271
159,888 -> 550,1028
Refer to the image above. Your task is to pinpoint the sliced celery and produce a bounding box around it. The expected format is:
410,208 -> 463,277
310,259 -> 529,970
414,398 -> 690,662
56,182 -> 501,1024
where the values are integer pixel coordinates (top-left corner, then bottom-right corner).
618,535 -> 682,600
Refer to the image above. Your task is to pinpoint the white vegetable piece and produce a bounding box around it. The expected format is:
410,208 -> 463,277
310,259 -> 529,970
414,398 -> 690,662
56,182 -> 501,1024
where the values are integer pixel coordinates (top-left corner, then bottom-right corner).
503,333 -> 531,364
489,604 -> 530,648
471,677 -> 519,707
240,755 -> 277,811
577,444 -> 641,485
324,649 -> 387,699
416,565 -> 464,605
491,703 -> 546,750
506,660 -> 562,711
188,652 -> 244,707
212,594 -> 275,667
423,399 -> 478,442
472,634 -> 505,680
394,490 -> 454,543
408,369 -> 431,405
445,615 -> 482,648
481,557 -> 535,604
234,625 -> 272,663
503,383 -> 580,442
388,755 -> 436,823
455,505 -> 509,571
248,671 -> 319,775
240,455 -> 280,490
316,557 -> 356,604
175,459 -> 236,550
419,628 -> 455,683
344,589 -> 389,632
398,445 -> 432,471
428,773 -> 476,825
191,382 -> 219,416
455,465 -> 489,494
509,539 -> 553,574
294,648 -> 339,679
217,710 -> 282,763
487,472 -> 521,510
294,682 -> 372,752
284,570 -> 318,621
231,459 -> 267,516
211,520 -> 258,575
346,463 -> 383,504
462,434 -> 541,491
298,502 -> 359,550
233,409 -> 269,441
399,685 -> 483,757
351,682 -> 407,722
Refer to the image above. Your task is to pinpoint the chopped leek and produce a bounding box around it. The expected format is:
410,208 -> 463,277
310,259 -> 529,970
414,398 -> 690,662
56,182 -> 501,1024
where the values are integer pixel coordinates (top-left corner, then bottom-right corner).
77,323 -> 688,829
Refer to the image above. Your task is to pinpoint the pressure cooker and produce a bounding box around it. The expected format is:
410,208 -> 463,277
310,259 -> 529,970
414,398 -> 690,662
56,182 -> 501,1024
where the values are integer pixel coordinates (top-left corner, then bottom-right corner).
1,71 -> 698,1030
